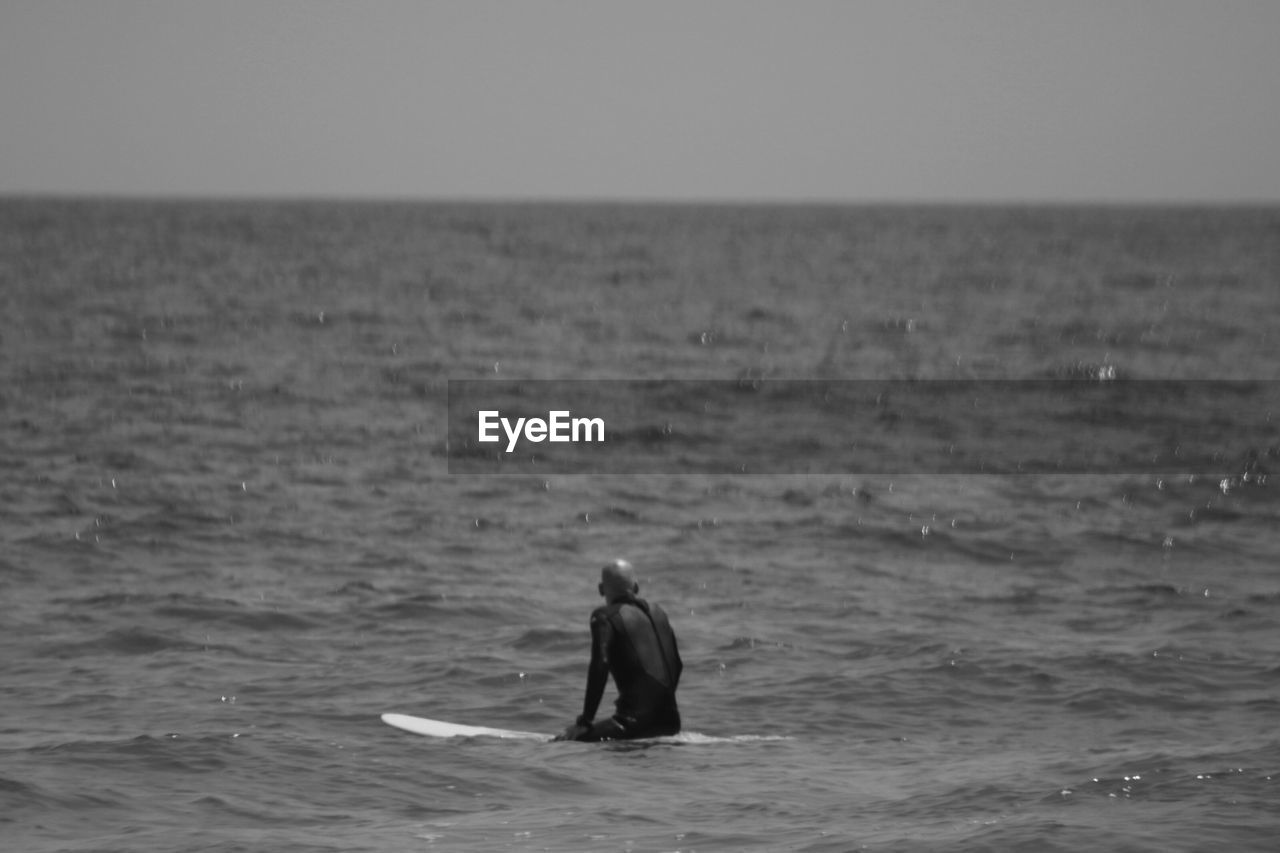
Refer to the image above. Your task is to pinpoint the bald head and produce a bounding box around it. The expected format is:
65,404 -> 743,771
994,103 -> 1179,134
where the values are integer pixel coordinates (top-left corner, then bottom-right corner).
599,559 -> 639,602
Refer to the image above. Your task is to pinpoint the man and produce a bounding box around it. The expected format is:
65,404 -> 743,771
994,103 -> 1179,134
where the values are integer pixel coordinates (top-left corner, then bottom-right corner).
555,559 -> 683,742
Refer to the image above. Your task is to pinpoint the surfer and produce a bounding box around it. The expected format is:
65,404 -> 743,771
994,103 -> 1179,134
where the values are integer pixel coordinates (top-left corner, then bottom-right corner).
555,560 -> 683,742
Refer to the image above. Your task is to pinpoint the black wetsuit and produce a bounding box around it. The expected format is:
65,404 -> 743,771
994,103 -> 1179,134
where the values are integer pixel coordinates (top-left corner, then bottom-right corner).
571,594 -> 682,741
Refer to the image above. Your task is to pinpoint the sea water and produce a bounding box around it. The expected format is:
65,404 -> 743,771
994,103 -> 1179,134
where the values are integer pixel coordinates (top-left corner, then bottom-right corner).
1,199 -> 1278,851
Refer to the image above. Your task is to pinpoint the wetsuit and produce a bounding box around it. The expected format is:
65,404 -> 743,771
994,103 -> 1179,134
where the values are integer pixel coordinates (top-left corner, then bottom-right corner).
570,594 -> 682,741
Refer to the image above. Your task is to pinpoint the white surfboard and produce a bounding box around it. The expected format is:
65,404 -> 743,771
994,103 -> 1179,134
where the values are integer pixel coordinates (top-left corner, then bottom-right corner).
381,712 -> 549,741
381,712 -> 791,744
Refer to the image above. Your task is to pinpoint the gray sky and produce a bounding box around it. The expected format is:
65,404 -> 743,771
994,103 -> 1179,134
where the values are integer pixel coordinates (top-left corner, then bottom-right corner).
3,0 -> 1278,202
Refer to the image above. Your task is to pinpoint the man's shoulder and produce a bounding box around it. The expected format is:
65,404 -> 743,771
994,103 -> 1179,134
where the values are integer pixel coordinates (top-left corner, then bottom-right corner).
591,598 -> 651,622
589,603 -> 618,623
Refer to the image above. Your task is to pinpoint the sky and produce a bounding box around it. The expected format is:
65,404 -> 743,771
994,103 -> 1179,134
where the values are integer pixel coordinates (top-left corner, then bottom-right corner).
2,0 -> 1278,202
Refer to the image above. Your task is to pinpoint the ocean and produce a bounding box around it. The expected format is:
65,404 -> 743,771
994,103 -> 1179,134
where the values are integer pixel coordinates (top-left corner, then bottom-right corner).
1,198 -> 1278,851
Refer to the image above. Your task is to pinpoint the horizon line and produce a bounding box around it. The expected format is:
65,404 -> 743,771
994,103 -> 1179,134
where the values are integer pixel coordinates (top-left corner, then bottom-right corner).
3,190 -> 1279,209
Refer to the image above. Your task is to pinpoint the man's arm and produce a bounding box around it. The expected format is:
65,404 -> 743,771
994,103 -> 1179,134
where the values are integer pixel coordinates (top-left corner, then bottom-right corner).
577,612 -> 611,724
555,612 -> 613,742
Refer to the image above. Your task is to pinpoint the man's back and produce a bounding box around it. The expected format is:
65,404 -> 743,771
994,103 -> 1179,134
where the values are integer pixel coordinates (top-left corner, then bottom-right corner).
594,597 -> 682,700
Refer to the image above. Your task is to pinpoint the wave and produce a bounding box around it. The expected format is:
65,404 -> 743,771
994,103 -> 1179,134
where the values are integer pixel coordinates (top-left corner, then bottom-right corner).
30,733 -> 239,774
506,627 -> 580,652
48,591 -> 326,633
37,626 -> 253,659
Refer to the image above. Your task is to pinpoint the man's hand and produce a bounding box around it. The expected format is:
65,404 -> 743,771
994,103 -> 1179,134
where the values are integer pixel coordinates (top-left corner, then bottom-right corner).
552,720 -> 591,742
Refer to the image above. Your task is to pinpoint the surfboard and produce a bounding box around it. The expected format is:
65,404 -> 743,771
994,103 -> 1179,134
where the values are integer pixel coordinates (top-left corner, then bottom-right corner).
381,712 -> 792,744
381,712 -> 549,741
